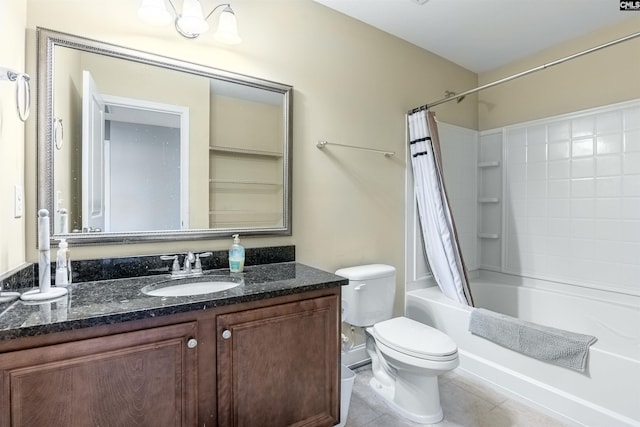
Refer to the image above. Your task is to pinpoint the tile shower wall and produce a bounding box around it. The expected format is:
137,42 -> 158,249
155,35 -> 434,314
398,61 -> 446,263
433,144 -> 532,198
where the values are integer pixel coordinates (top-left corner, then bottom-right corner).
482,100 -> 640,295
440,123 -> 479,272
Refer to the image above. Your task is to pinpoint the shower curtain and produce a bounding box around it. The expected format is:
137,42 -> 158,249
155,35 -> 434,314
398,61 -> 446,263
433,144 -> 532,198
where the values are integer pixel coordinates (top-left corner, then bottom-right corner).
408,109 -> 474,306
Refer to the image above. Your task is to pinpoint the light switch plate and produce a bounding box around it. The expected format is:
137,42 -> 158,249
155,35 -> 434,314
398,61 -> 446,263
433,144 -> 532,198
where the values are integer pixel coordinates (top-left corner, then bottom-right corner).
14,185 -> 24,218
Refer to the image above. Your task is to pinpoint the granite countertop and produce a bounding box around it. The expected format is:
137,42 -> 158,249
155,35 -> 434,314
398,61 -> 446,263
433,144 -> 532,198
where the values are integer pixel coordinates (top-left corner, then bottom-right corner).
0,262 -> 347,342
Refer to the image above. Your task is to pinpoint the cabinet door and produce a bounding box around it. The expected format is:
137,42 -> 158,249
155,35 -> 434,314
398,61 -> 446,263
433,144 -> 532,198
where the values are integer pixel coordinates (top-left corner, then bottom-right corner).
0,322 -> 197,427
217,295 -> 340,427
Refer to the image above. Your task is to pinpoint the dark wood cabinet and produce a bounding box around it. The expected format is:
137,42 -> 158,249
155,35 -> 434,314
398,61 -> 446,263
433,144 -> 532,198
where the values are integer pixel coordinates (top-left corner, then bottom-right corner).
0,322 -> 198,427
217,295 -> 340,427
0,288 -> 340,427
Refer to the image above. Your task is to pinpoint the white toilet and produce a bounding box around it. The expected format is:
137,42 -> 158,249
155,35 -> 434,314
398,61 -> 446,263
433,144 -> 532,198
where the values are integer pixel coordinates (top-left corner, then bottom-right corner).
337,264 -> 458,424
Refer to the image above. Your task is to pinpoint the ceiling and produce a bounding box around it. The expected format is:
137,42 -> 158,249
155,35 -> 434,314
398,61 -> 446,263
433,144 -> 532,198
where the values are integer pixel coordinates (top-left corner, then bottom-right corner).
312,0 -> 635,73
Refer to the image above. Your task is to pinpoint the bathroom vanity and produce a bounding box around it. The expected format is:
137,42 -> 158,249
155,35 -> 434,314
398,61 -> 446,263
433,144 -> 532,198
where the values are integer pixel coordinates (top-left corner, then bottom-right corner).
0,261 -> 346,427
1,26 -> 342,425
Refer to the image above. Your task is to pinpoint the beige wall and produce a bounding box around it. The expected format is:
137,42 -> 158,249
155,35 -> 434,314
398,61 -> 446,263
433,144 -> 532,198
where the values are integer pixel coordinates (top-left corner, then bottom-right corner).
0,0 -> 27,275
478,17 -> 640,130
21,0 -> 477,314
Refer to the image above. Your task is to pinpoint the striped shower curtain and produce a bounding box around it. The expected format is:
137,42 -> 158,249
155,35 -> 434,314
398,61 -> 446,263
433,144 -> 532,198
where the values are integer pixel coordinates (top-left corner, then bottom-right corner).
407,109 -> 474,306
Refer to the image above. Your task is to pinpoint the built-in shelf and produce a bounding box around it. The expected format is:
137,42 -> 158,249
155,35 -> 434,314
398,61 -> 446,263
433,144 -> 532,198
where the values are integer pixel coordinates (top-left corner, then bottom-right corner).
478,233 -> 500,239
478,161 -> 500,168
209,209 -> 282,216
209,178 -> 281,187
209,210 -> 282,227
209,145 -> 283,158
478,197 -> 500,203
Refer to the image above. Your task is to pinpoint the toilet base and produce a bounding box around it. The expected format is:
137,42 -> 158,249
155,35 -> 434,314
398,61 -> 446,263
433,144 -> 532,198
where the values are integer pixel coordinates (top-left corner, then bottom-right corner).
369,376 -> 444,424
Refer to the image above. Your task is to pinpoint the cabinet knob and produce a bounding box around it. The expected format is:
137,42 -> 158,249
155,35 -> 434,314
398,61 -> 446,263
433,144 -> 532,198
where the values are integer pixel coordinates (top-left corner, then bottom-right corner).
187,338 -> 198,348
222,329 -> 232,340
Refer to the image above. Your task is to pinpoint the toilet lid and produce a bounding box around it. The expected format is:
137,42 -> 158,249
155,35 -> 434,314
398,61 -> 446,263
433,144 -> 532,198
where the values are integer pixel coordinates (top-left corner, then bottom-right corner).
372,317 -> 457,360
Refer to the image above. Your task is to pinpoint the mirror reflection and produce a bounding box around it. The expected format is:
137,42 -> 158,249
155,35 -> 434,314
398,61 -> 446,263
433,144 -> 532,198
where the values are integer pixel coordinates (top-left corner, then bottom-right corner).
38,28 -> 292,244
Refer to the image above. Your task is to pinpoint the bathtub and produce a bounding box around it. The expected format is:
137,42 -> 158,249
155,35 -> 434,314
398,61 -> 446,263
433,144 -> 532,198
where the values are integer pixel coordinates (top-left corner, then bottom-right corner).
405,271 -> 640,427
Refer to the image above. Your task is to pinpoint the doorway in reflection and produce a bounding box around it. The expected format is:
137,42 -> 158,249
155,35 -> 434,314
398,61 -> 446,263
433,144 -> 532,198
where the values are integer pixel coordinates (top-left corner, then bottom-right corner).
107,120 -> 181,232
77,69 -> 189,233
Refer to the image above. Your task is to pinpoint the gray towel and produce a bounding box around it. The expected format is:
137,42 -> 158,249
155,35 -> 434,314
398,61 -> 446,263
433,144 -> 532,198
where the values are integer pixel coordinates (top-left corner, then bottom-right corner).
469,308 -> 597,372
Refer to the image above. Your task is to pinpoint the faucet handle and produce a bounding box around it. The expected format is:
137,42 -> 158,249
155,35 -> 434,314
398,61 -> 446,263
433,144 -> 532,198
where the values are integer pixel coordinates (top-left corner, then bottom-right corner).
160,255 -> 180,272
194,252 -> 212,271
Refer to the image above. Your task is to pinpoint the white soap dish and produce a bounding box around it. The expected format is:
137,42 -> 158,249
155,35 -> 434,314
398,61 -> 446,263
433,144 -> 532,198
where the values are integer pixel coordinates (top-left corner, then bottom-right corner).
20,287 -> 68,302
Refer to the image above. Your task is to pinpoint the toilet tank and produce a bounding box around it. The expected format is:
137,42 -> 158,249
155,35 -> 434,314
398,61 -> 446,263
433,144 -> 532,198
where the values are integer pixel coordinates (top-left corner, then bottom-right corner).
336,264 -> 396,327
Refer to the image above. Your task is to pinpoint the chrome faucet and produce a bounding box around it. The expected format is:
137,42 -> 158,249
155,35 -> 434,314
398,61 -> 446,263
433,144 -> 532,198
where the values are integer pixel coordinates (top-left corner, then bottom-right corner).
183,252 -> 195,274
161,252 -> 213,278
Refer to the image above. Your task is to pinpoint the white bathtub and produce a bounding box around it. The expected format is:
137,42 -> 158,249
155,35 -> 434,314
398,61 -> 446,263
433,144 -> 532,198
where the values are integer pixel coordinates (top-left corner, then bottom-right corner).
406,271 -> 640,427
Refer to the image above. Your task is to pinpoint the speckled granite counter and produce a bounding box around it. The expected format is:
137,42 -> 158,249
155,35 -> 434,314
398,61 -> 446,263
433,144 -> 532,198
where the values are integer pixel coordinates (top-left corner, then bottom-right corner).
0,262 -> 347,342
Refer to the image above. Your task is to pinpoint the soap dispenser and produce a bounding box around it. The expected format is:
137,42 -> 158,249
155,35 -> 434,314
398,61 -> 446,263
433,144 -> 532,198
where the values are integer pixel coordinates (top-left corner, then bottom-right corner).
55,239 -> 71,287
228,234 -> 245,273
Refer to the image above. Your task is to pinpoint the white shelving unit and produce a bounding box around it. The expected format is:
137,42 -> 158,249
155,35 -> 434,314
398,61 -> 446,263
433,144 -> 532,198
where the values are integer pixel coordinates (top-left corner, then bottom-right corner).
477,131 -> 503,271
478,197 -> 500,203
477,161 -> 500,168
209,145 -> 283,158
208,145 -> 284,228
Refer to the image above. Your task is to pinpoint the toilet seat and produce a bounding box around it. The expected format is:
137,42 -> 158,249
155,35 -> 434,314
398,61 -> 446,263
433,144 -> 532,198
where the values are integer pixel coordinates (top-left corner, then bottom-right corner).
372,317 -> 458,361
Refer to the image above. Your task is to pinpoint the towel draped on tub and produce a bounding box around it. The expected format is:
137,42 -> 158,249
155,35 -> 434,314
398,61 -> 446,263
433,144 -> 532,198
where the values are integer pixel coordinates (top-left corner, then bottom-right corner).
468,308 -> 597,372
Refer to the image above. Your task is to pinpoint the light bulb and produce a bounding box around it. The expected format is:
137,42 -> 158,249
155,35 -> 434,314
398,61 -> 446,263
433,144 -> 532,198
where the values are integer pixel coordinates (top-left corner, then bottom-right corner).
177,0 -> 209,35
214,6 -> 241,44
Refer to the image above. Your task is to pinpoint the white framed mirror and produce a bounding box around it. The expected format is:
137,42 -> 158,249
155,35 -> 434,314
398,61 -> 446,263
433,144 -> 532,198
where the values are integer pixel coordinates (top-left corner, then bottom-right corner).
37,28 -> 292,245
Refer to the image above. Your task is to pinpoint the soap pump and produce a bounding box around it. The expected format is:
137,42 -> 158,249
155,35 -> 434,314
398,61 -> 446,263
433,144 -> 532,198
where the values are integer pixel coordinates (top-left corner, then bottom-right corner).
228,234 -> 245,273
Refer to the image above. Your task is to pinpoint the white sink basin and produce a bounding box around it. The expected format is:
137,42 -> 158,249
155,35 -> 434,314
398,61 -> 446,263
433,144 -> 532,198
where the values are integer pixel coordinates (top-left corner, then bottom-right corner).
142,276 -> 242,297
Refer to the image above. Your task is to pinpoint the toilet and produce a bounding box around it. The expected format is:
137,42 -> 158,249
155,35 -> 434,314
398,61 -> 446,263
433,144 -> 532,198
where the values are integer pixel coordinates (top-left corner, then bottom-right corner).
337,264 -> 458,424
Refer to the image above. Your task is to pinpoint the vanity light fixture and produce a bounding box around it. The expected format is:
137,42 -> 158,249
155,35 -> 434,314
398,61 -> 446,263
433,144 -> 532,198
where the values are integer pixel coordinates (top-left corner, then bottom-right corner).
138,0 -> 241,43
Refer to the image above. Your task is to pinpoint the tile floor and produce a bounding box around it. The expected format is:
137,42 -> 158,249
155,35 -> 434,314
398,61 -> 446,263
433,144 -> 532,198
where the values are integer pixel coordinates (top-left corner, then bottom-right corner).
344,365 -> 571,427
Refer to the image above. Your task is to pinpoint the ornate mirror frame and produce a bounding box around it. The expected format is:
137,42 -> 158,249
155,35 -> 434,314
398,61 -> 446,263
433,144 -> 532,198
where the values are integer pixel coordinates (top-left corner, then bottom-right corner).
37,28 -> 292,245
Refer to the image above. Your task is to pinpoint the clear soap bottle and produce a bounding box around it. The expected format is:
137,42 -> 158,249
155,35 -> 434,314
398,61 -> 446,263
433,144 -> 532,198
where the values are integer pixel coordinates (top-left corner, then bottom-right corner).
228,234 -> 245,273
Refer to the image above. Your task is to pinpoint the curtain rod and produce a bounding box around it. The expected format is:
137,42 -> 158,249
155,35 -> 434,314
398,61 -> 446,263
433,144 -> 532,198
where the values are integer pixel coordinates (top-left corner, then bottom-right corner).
410,31 -> 640,113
